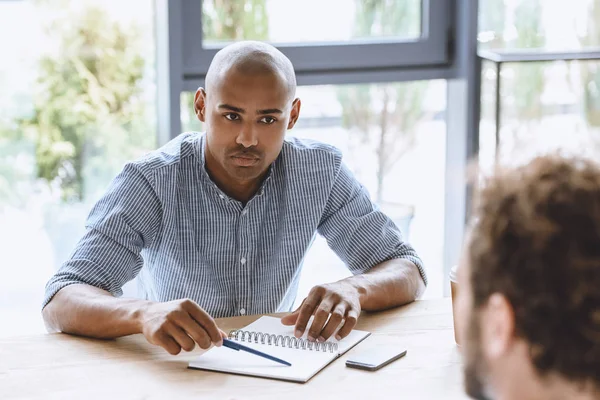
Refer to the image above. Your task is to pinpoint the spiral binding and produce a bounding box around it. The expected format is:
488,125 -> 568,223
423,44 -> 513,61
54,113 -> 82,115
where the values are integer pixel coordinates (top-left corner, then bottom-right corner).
228,329 -> 339,353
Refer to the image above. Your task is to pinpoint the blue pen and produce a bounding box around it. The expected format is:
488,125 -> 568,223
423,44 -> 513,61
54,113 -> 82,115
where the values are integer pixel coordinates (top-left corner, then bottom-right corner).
222,338 -> 292,367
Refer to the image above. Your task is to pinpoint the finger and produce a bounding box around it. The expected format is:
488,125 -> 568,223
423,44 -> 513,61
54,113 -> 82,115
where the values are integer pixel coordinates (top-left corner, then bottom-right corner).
281,299 -> 304,326
182,300 -> 222,345
294,294 -> 322,338
318,303 -> 346,341
172,311 -> 214,349
335,310 -> 359,340
164,322 -> 196,352
220,329 -> 228,340
154,330 -> 182,355
280,313 -> 298,326
307,300 -> 334,341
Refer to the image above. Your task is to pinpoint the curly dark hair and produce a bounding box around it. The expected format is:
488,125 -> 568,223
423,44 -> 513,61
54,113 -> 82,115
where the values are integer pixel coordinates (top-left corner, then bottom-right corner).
468,153 -> 600,386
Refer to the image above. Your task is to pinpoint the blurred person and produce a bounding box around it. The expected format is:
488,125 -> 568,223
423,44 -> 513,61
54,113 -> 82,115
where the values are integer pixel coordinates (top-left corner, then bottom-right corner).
456,154 -> 600,400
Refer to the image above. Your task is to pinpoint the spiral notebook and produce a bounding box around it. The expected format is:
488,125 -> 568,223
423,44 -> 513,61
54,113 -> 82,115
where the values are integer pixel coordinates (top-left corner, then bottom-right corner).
188,316 -> 370,383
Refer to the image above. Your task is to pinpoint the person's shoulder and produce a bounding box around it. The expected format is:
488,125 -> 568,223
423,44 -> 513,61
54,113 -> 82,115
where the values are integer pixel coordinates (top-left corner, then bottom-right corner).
282,137 -> 343,167
131,132 -> 202,174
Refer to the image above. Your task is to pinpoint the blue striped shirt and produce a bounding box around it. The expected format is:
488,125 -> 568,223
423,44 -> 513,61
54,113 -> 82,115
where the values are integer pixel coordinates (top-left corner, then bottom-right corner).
43,132 -> 425,318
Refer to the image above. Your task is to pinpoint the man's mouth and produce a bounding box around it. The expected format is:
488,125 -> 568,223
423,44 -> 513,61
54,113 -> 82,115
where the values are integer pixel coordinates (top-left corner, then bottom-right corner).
230,154 -> 260,167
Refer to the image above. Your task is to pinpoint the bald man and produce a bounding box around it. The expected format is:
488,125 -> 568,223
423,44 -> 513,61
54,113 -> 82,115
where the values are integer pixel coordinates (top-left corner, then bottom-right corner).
42,41 -> 426,355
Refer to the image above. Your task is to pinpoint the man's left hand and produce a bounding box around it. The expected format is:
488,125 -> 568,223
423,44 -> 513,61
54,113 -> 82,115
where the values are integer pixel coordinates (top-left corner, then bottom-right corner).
280,280 -> 362,342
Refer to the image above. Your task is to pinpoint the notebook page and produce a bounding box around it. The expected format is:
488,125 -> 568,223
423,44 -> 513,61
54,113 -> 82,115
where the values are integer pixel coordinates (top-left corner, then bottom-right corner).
188,316 -> 370,382
188,340 -> 335,382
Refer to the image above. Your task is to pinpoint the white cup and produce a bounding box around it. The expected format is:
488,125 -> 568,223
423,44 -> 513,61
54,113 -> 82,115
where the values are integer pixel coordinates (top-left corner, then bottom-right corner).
449,265 -> 460,346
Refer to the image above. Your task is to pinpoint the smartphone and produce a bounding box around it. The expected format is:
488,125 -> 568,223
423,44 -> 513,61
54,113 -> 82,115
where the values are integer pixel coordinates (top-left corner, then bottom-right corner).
345,348 -> 407,371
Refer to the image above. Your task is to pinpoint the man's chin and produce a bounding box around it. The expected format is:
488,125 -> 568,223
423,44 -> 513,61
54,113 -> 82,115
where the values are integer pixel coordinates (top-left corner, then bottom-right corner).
227,165 -> 265,181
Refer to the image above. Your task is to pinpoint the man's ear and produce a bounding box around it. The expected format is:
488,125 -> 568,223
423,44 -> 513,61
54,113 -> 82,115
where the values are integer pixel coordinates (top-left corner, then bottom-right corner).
194,88 -> 207,122
287,98 -> 301,129
481,293 -> 515,361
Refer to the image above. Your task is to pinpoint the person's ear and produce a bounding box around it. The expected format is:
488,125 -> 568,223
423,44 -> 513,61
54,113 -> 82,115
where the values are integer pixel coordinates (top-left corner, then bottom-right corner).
287,98 -> 301,129
194,88 -> 207,122
481,293 -> 515,361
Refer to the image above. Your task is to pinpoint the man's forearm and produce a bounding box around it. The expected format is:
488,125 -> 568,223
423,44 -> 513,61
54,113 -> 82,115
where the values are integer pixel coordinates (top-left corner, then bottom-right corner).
42,284 -> 150,338
344,259 -> 426,311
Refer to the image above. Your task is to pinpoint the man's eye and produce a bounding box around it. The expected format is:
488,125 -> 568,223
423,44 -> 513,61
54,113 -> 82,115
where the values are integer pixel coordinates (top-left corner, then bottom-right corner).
260,116 -> 276,124
224,113 -> 240,121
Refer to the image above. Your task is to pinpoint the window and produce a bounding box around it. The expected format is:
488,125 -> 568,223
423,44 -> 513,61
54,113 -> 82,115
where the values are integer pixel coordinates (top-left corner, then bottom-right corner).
478,0 -> 600,170
0,0 -> 156,337
202,0 -> 422,44
181,80 -> 447,301
480,60 -> 600,169
179,0 -> 450,78
478,0 -> 599,52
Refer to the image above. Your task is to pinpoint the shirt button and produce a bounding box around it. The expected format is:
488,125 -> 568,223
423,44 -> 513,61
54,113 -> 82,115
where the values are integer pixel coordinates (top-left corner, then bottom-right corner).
242,209 -> 247,216
240,257 -> 246,265
240,308 -> 246,315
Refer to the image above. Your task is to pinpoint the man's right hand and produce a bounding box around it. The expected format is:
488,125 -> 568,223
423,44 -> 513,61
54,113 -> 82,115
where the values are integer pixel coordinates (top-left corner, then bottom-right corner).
137,299 -> 226,355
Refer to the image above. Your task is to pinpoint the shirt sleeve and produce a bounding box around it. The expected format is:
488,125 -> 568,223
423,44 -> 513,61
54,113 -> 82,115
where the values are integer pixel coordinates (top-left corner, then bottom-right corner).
317,161 -> 427,285
42,162 -> 163,309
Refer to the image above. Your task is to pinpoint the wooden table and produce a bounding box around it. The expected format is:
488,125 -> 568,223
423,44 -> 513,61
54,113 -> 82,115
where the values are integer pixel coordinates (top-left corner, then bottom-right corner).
0,299 -> 467,399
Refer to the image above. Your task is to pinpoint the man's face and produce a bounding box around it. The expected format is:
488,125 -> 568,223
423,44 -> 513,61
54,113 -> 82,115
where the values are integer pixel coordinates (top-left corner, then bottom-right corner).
457,242 -> 491,400
195,68 -> 300,183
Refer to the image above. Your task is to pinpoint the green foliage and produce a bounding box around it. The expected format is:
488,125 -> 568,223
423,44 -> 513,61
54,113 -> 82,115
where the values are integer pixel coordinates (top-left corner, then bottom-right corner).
352,0 -> 420,39
0,123 -> 35,207
580,1 -> 600,127
478,0 -> 507,49
337,0 -> 425,201
203,0 -> 269,42
20,3 -> 151,202
479,0 -> 547,153
511,0 -> 546,121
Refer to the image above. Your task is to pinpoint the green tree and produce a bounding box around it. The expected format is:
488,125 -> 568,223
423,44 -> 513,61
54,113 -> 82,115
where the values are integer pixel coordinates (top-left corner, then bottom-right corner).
337,0 -> 426,202
20,3 -> 151,202
580,0 -> 600,127
0,123 -> 35,208
511,0 -> 546,121
183,0 -> 270,132
478,0 -> 507,50
203,0 -> 268,43
480,0 -> 546,159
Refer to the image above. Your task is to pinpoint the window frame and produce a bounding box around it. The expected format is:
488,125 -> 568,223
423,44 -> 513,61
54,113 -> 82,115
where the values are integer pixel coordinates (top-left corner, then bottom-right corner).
180,0 -> 452,80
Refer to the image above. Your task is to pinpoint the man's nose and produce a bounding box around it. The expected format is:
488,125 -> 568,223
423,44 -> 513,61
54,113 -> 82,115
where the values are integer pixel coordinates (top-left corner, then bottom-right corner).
236,125 -> 258,148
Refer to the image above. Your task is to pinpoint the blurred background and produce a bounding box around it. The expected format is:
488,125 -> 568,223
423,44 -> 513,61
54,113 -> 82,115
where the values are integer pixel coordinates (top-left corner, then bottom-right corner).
0,0 -> 599,337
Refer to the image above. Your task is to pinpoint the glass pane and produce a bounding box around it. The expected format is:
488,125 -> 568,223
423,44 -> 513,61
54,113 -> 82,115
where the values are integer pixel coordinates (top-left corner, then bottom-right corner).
181,80 -> 447,300
0,0 -> 156,336
479,60 -> 600,170
202,0 -> 422,45
478,0 -> 600,51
